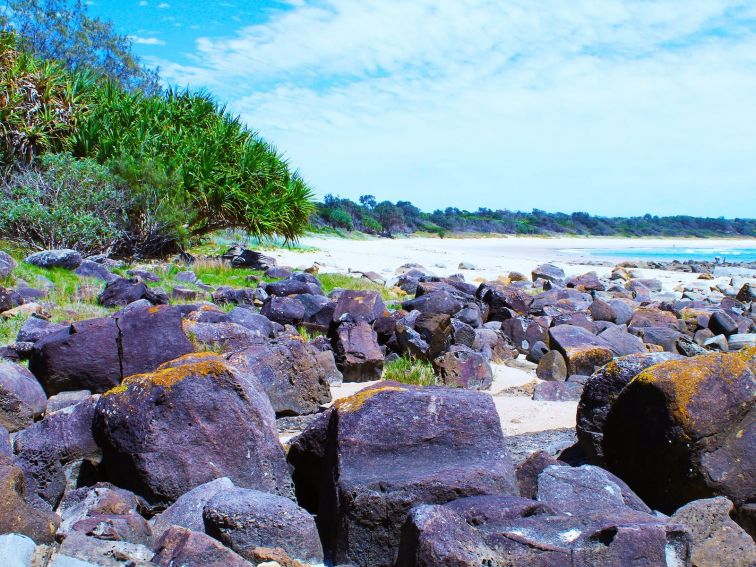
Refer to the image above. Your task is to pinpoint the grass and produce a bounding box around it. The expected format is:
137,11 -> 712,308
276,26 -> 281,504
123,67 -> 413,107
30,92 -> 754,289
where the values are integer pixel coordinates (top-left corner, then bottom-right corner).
318,272 -> 400,302
382,356 -> 437,386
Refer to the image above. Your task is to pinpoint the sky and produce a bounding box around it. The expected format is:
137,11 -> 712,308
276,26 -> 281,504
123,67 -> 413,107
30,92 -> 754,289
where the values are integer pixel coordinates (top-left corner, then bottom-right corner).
86,0 -> 756,218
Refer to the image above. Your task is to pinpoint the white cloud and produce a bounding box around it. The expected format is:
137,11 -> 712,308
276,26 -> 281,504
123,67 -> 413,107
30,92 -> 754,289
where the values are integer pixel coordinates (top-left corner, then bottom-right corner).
129,35 -> 165,45
138,0 -> 147,6
157,2 -> 170,8
154,0 -> 756,215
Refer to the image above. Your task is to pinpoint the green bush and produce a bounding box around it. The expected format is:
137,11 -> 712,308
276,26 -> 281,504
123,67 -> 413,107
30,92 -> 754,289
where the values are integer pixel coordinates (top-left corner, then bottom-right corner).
326,208 -> 354,231
0,153 -> 126,253
362,215 -> 382,234
382,356 -> 436,386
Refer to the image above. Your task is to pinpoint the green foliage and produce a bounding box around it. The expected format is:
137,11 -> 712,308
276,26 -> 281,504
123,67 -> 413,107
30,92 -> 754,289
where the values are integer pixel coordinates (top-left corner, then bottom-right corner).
0,32 -> 95,164
0,153 -> 126,253
324,208 -> 354,231
1,0 -> 159,93
382,356 -> 436,386
317,272 -> 399,302
361,215 -> 382,234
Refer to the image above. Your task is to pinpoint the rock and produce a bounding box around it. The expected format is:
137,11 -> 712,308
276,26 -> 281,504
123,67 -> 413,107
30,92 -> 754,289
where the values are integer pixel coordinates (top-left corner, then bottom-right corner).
25,249 -> 82,270
265,266 -> 293,279
151,477 -> 234,538
227,338 -> 331,417
704,334 -> 729,351
471,328 -> 517,363
0,533 -> 36,566
454,302 -> 482,328
0,251 -> 15,278
639,326 -> 684,352
413,312 -> 452,360
13,395 -> 100,507
477,283 -> 532,318
174,270 -> 198,284
603,351 -> 755,513
183,321 -> 259,351
576,352 -> 683,465
709,310 -> 739,337
57,483 -> 152,545
432,345 -> 493,390
501,316 -> 549,354
450,318 -> 476,348
74,260 -> 118,283
227,308 -> 273,337
401,290 -> 464,316
396,494 -> 689,567
566,271 -> 605,291
729,333 -> 756,350
221,246 -> 277,270
98,277 -> 167,308
0,454 -> 59,543
56,531 -> 153,566
535,350 -> 567,381
126,268 -> 160,282
0,360 -> 47,432
93,353 -> 292,506
332,289 -> 385,324
331,321 -> 384,382
265,276 -> 323,297
588,298 -> 616,322
46,390 -> 91,414
537,464 -> 651,516
532,381 -> 583,401
527,340 -> 549,363
598,324 -> 646,356
670,496 -> 756,567
515,450 -> 560,499
2,302 -> 46,320
30,305 -> 193,396
628,307 -> 680,331
203,487 -> 323,564
152,526 -> 252,567
314,349 -> 343,386
15,316 -> 67,344
288,384 -> 517,566
532,263 -> 565,283
171,287 -> 199,301
736,283 -> 754,303
548,324 -> 613,376
212,286 -> 256,306
0,286 -> 15,313
260,296 -> 306,326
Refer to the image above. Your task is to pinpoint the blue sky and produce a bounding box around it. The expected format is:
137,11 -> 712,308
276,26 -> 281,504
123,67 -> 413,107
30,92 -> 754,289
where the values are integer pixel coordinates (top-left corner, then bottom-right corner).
87,1 -> 756,217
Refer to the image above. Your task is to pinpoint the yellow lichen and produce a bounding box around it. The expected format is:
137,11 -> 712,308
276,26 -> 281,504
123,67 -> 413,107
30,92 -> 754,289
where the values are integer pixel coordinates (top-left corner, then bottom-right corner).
334,385 -> 407,413
632,353 -> 747,430
102,352 -> 227,397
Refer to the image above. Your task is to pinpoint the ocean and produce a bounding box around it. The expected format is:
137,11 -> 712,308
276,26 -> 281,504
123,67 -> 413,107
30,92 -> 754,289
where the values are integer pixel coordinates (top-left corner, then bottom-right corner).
563,246 -> 756,263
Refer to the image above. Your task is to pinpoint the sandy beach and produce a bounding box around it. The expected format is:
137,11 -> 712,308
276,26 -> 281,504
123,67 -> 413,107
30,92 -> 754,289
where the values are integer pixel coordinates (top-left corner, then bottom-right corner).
272,235 -> 755,436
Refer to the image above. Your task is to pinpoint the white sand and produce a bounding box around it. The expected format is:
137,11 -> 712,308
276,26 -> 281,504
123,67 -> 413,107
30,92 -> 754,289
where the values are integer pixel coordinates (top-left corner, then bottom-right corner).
277,235 -> 753,436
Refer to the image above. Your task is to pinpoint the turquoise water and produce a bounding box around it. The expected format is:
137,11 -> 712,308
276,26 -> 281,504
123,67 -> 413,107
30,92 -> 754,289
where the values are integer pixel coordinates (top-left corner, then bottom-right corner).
575,246 -> 756,263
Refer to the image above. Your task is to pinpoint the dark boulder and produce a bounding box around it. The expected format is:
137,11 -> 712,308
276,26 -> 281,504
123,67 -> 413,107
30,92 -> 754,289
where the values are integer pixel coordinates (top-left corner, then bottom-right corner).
709,310 -> 739,337
226,308 -> 273,337
0,454 -> 59,543
332,289 -> 385,324
501,316 -> 549,354
0,250 -> 15,278
401,290 -> 464,316
15,315 -> 67,344
472,328 -> 517,363
0,360 -> 47,432
203,487 -> 323,564
260,295 -> 306,326
287,384 -> 517,566
13,395 -> 101,507
25,249 -> 82,270
46,389 -> 91,413
265,277 -> 323,297
432,345 -> 493,390
576,352 -> 683,465
227,337 -> 332,417
221,246 -> 277,270
477,283 -> 532,318
532,263 -> 565,283
30,305 -> 193,396
152,526 -> 252,567
212,286 -> 256,306
628,307 -> 680,331
603,351 -> 755,514
98,277 -> 168,308
183,321 -> 260,352
151,477 -> 234,538
566,271 -> 605,291
589,298 -> 616,322
598,324 -> 646,356
535,350 -> 567,381
413,312 -> 452,359
93,353 -> 292,506
549,324 -> 613,376
514,450 -> 560,499
331,321 -> 384,382
532,380 -> 583,401
74,260 -> 119,283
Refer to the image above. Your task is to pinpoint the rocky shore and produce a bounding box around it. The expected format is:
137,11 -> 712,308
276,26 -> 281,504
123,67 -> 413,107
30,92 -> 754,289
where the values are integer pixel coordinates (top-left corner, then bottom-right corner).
0,246 -> 754,566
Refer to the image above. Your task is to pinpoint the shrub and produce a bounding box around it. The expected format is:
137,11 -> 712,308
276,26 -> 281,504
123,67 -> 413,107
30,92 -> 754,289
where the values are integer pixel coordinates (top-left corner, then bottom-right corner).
0,153 -> 126,253
326,209 -> 354,231
361,215 -> 382,234
382,356 -> 436,386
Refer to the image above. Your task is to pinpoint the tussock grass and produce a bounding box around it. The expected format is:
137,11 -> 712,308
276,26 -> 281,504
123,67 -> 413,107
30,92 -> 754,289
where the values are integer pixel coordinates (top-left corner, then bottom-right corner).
318,272 -> 399,302
382,356 -> 436,386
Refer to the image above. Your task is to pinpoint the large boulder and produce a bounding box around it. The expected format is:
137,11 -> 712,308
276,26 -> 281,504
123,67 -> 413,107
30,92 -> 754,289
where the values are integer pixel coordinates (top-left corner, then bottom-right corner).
25,249 -> 82,270
98,277 -> 168,307
432,345 -> 493,390
13,395 -> 101,507
265,275 -> 323,297
152,526 -> 252,567
576,352 -> 684,464
603,351 -> 755,514
182,321 -> 260,352
0,455 -> 59,543
203,487 -> 323,564
0,360 -> 46,432
549,324 -> 614,376
332,289 -> 385,324
401,290 -> 464,316
477,283 -> 532,318
93,353 -> 292,507
670,496 -> 756,567
29,305 -> 193,396
227,337 -> 331,417
396,494 -> 689,567
413,312 -> 452,360
288,384 -> 517,566
151,477 -> 234,538
331,321 -> 384,382
221,246 -> 277,271
74,260 -> 119,283
532,263 -> 565,283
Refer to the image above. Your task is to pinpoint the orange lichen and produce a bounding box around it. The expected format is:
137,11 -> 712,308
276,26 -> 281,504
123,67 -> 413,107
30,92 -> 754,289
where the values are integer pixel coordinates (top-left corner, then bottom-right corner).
632,353 -> 747,430
738,346 -> 756,371
334,385 -> 407,413
102,352 -> 228,397
147,305 -> 162,314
